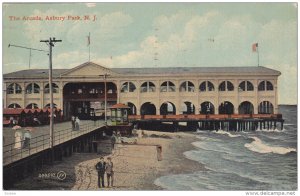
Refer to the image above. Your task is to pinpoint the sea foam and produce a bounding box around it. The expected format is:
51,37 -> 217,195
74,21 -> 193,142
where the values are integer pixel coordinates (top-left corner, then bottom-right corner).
212,130 -> 242,138
244,136 -> 296,155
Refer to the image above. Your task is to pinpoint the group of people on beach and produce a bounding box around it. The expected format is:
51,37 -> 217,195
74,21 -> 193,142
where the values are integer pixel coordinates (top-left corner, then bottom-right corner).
71,116 -> 81,131
95,157 -> 114,188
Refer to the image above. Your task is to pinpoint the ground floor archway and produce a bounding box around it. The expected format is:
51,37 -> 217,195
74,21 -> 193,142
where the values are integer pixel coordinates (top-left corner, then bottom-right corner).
127,102 -> 137,115
63,82 -> 117,120
239,101 -> 254,114
182,101 -> 195,114
160,101 -> 176,115
200,101 -> 215,114
258,101 -> 274,114
219,101 -> 234,114
140,102 -> 156,115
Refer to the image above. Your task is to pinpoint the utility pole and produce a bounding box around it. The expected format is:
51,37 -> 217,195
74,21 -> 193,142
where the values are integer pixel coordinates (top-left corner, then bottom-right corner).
40,37 -> 62,163
104,74 -> 107,125
99,74 -> 109,125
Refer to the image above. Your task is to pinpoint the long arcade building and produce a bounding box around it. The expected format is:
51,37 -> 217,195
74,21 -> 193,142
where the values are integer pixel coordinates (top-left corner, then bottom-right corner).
3,62 -> 281,120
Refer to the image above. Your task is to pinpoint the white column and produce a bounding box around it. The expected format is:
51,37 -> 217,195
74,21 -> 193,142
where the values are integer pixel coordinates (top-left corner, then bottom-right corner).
116,80 -> 121,103
157,79 -> 161,115
137,80 -> 141,115
216,79 -> 220,114
196,79 -> 200,114
274,79 -> 278,114
40,81 -> 44,108
234,79 -> 239,114
22,82 -> 26,108
175,80 -> 180,114
59,81 -> 64,110
254,79 -> 258,114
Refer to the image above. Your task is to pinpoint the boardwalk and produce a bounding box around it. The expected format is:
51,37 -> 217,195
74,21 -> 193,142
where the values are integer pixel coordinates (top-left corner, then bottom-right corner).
3,120 -> 105,166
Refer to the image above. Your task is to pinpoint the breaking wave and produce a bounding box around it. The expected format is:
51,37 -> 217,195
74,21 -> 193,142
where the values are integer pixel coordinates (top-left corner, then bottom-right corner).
244,137 -> 296,155
212,130 -> 242,138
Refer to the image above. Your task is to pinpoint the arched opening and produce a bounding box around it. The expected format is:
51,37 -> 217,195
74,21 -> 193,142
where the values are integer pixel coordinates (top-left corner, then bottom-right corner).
160,102 -> 176,115
219,81 -> 234,91
25,83 -> 40,94
44,103 -> 58,109
199,81 -> 214,92
160,81 -> 176,92
127,102 -> 137,115
258,81 -> 274,91
140,102 -> 156,115
63,82 -> 117,120
239,81 -> 254,91
182,101 -> 195,114
140,82 -> 156,93
26,103 -> 39,109
180,81 -> 195,92
7,83 -> 22,94
200,101 -> 215,114
258,101 -> 274,114
8,103 -> 21,109
121,82 -> 136,93
45,83 -> 59,93
219,101 -> 234,114
238,101 -> 254,114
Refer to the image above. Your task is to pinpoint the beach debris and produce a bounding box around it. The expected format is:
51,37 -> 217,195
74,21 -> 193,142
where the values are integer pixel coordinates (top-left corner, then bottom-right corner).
120,137 -> 137,144
149,134 -> 172,139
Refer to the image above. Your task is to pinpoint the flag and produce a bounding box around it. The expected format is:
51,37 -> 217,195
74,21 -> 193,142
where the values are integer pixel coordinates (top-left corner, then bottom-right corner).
87,33 -> 90,46
252,43 -> 258,52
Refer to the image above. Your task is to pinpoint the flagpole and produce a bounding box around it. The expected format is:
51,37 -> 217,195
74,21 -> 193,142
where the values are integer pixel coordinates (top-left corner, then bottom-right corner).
257,44 -> 259,67
89,32 -> 90,62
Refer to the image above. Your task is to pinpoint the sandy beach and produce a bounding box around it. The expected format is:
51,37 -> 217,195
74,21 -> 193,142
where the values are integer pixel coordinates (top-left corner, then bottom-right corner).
13,130 -> 205,190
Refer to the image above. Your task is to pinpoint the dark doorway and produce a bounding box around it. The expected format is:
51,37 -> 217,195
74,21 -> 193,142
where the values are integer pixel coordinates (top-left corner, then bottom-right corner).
182,102 -> 195,114
160,102 -> 176,115
200,102 -> 215,114
140,102 -> 156,115
63,82 -> 117,120
239,101 -> 254,114
219,101 -> 234,114
127,102 -> 137,115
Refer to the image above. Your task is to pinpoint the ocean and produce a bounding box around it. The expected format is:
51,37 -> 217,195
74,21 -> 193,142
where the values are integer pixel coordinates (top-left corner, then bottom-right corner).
154,105 -> 297,190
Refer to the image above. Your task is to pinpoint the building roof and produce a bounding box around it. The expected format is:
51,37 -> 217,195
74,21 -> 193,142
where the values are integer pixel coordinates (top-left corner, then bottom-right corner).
3,63 -> 281,79
112,66 -> 281,76
3,69 -> 68,78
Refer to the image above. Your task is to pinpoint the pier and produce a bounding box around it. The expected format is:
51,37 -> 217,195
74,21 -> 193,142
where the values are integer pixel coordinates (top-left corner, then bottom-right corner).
3,120 -> 108,189
129,114 -> 284,132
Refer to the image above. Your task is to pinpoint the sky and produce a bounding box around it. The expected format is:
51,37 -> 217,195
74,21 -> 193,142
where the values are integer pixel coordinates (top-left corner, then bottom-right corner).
2,2 -> 298,104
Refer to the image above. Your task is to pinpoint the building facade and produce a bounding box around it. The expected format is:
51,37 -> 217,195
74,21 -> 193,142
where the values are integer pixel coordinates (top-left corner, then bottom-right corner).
3,62 -> 281,120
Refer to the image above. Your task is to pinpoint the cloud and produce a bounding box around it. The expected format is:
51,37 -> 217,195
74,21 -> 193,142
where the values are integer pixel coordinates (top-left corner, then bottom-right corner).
86,3 -> 96,8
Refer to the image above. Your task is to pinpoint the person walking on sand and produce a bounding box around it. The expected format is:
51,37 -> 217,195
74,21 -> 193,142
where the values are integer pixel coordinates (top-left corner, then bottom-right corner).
75,117 -> 80,131
95,157 -> 106,188
111,132 -> 117,150
105,157 -> 114,187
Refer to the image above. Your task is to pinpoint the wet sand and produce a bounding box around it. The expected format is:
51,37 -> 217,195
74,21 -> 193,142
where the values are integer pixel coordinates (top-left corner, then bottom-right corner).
12,130 -> 205,190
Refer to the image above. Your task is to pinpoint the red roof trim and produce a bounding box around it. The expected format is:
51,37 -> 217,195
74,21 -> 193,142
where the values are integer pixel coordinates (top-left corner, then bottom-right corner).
110,103 -> 130,109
